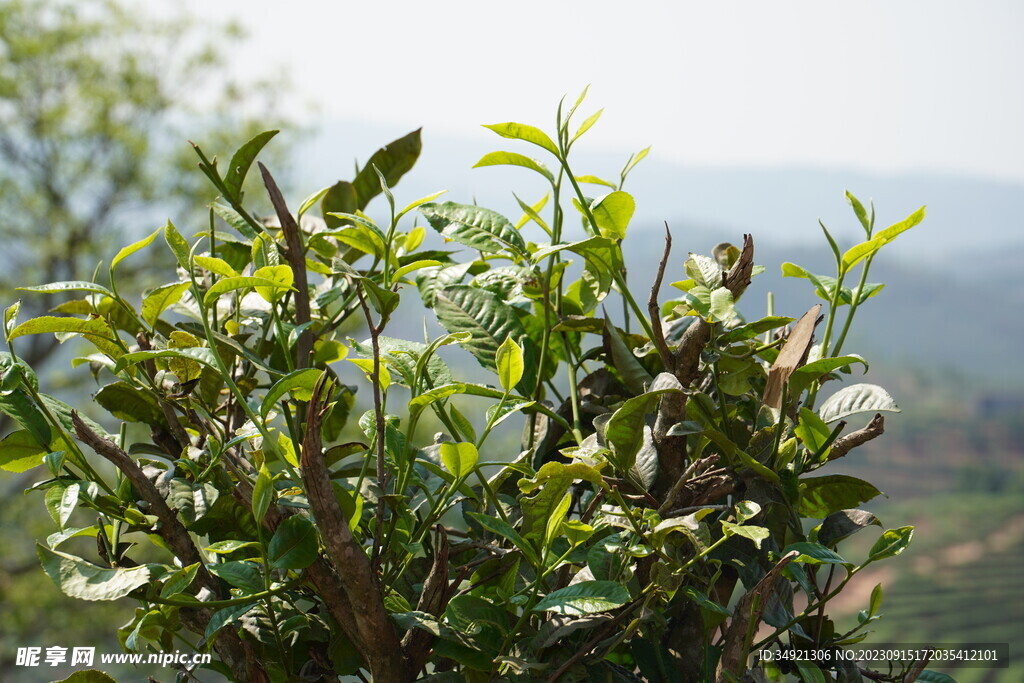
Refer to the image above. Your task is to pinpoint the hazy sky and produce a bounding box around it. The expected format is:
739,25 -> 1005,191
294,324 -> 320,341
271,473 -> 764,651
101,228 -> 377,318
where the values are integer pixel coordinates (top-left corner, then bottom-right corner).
175,0 -> 1023,184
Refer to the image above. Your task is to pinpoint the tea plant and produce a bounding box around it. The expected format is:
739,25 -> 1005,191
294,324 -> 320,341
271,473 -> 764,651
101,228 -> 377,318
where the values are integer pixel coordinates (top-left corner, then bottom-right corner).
0,94 -> 945,682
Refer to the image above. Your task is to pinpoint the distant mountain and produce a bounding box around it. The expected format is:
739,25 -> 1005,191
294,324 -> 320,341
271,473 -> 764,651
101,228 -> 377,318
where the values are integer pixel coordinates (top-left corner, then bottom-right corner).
297,120 -> 1024,387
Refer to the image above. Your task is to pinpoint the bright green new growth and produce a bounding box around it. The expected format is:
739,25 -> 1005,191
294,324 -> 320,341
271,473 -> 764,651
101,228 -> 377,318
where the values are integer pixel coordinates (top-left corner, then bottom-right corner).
0,92 -> 939,683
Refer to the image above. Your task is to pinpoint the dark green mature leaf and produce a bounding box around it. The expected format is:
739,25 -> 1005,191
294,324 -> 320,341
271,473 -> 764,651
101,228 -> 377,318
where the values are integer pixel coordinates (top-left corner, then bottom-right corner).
466,512 -> 540,567
205,602 -> 258,641
719,316 -> 794,344
434,285 -> 532,390
868,526 -> 914,561
916,671 -> 957,683
352,129 -> 422,210
788,355 -> 868,396
322,181 -> 359,229
0,429 -> 47,472
419,202 -> 527,258
94,382 -> 166,426
224,130 -> 279,201
817,509 -> 881,548
37,545 -> 150,601
268,515 -> 318,569
605,374 -> 682,470
818,384 -> 899,423
160,563 -> 200,598
208,560 -> 263,593
533,580 -> 630,615
351,335 -> 454,388
798,475 -> 882,518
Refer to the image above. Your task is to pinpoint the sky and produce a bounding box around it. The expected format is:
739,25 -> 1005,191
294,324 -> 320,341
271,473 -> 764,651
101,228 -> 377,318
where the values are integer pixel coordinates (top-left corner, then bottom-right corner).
174,0 -> 1024,185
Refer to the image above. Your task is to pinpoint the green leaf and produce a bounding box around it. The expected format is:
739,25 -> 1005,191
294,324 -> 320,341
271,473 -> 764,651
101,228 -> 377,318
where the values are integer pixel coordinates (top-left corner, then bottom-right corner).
818,383 -> 899,423
794,660 -> 828,683
194,255 -> 239,278
474,151 -> 553,182
574,175 -> 617,189
846,191 -> 871,234
205,602 -> 258,641
260,369 -> 323,419
208,560 -> 264,593
605,378 -> 682,470
0,429 -> 47,473
533,581 -> 629,615
203,275 -> 293,305
794,407 -> 833,457
518,462 -> 604,545
782,542 -> 851,566
113,348 -> 218,375
398,190 -> 449,220
817,509 -> 881,547
94,382 -> 166,426
572,108 -> 603,143
590,191 -> 635,239
419,202 -> 527,258
18,281 -> 114,298
160,563 -> 200,598
720,521 -> 770,549
37,544 -> 151,601
434,285 -> 532,389
483,122 -> 559,156
867,526 -> 914,562
253,265 -> 294,303
841,206 -> 926,273
465,512 -> 540,567
112,227 -> 162,271
163,220 -> 192,269
352,129 -> 422,210
915,673 -> 957,683
788,355 -> 868,396
709,287 -> 735,321
495,336 -> 524,393
798,475 -> 882,518
440,441 -> 479,480
224,130 -> 279,201
8,315 -> 115,344
205,540 -> 262,556
719,316 -> 794,344
322,181 -> 359,229
268,515 -> 318,569
392,259 -> 443,282
252,465 -> 273,525
141,282 -> 190,326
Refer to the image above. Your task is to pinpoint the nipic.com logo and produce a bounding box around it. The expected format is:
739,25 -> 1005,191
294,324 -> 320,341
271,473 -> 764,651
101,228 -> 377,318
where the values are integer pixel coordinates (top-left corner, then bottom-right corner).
14,646 -> 212,669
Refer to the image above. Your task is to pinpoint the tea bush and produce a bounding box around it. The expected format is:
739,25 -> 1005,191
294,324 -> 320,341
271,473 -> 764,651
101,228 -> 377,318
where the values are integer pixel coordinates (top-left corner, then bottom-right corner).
0,94 -> 940,682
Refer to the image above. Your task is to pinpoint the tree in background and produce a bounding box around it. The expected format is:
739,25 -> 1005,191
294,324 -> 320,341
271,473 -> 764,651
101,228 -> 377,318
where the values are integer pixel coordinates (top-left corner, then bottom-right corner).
0,0 -> 293,372
0,0 -> 294,666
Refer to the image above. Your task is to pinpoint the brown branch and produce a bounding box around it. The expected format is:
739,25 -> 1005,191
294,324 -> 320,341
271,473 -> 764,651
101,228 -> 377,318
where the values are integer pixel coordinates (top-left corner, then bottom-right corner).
716,551 -> 798,681
300,380 -> 411,681
723,234 -> 754,299
827,413 -> 885,462
402,525 -> 454,676
763,305 -> 822,409
648,223 -> 674,371
70,412 -> 263,682
258,162 -> 312,370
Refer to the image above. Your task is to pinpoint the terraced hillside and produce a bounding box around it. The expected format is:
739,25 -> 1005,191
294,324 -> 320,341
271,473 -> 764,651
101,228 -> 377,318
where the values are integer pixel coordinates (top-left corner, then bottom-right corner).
833,493 -> 1024,682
